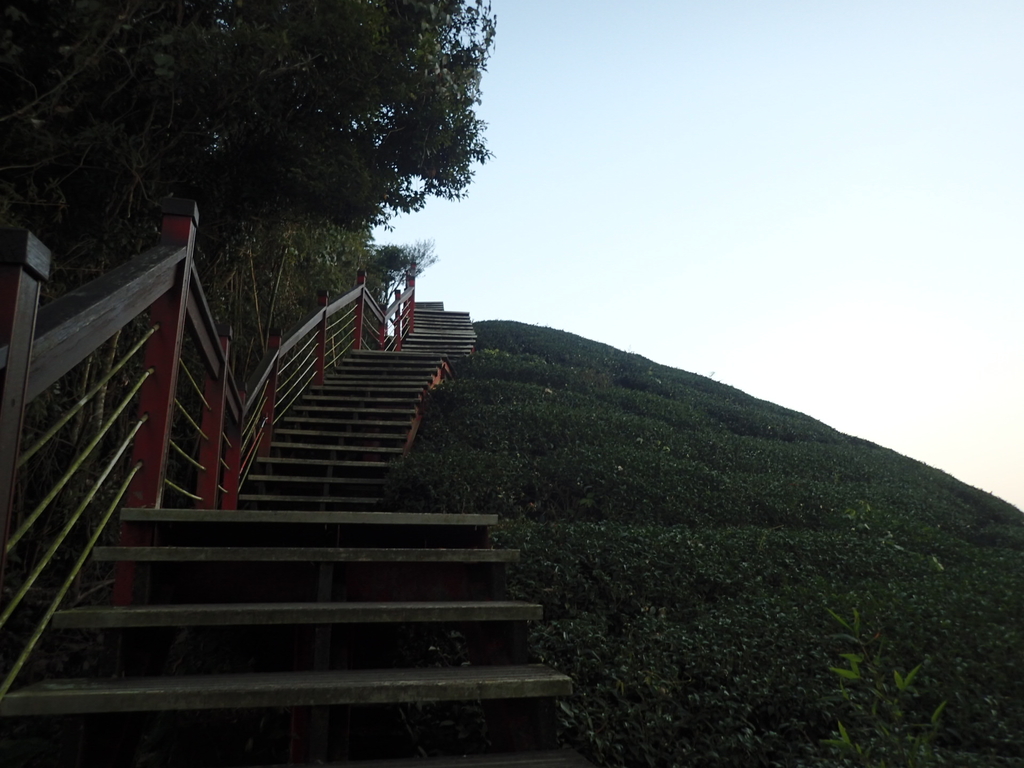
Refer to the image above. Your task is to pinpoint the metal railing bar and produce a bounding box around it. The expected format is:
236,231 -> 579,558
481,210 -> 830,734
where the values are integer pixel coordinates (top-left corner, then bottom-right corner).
222,432 -> 232,449
18,325 -> 158,467
329,338 -> 353,369
326,305 -> 355,333
177,358 -> 212,412
276,353 -> 315,404
240,416 -> 268,482
164,478 -> 202,501
273,366 -> 315,424
0,416 -> 146,631
277,340 -> 317,393
278,331 -> 318,383
169,439 -> 206,472
220,457 -> 229,470
174,398 -> 209,442
6,368 -> 154,551
242,384 -> 268,444
0,459 -> 142,701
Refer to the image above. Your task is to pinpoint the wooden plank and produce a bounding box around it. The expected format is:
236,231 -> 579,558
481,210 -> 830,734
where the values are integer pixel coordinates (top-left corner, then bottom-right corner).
297,750 -> 594,768
91,547 -> 519,563
0,665 -> 571,716
269,442 -> 402,453
237,494 -> 382,504
119,509 -> 498,526
53,600 -> 542,628
27,243 -> 186,401
255,457 -> 391,468
244,475 -> 386,485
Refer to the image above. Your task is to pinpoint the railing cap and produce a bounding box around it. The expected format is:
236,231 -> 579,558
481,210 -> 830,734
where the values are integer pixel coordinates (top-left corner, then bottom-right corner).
216,323 -> 233,340
161,197 -> 200,226
0,229 -> 52,282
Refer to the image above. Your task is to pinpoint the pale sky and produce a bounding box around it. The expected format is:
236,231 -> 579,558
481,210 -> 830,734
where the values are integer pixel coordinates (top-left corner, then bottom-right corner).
374,1 -> 1024,513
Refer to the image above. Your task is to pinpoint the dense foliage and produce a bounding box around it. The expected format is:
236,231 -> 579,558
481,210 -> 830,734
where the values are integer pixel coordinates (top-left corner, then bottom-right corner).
383,321 -> 1024,767
1,0 -> 494,358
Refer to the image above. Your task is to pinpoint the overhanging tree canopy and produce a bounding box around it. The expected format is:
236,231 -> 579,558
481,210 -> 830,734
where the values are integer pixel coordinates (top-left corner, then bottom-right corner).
0,0 -> 495,276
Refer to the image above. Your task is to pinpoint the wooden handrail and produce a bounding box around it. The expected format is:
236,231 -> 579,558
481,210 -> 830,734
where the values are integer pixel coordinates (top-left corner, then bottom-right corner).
26,243 -> 186,402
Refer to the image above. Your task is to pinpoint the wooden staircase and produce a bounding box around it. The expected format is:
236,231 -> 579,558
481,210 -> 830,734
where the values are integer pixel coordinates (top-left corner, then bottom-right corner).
0,307 -> 590,765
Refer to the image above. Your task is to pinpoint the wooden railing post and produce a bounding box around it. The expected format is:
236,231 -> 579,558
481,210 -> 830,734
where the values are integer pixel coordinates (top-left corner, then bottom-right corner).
0,230 -> 51,602
353,270 -> 366,350
115,198 -> 197,606
258,330 -> 281,457
406,266 -> 416,336
315,289 -> 329,385
195,324 -> 232,510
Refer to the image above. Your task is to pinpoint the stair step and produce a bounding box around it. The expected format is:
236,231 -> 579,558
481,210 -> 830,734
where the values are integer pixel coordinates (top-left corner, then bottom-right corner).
279,417 -> 411,428
304,395 -> 419,403
288,406 -> 416,416
53,600 -> 542,628
245,475 -> 386,485
0,664 -> 571,716
273,428 -> 404,441
120,509 -> 498,526
345,350 -> 446,360
91,547 -> 519,563
269,442 -> 402,453
238,493 -> 383,505
256,750 -> 593,768
312,385 -> 426,394
255,457 -> 391,469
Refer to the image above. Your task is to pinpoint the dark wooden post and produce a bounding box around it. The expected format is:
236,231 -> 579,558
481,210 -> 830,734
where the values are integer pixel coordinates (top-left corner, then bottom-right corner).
406,265 -> 416,335
315,289 -> 329,386
353,270 -> 366,350
195,324 -> 232,510
0,230 -> 51,602
393,288 -> 403,351
257,330 -> 281,458
114,198 -> 197,606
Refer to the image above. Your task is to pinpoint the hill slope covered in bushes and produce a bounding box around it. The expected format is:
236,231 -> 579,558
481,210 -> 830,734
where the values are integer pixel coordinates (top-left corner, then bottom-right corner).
383,320 -> 1024,767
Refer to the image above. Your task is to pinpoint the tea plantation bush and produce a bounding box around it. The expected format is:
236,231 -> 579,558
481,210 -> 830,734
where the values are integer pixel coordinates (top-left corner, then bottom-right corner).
382,321 -> 1024,766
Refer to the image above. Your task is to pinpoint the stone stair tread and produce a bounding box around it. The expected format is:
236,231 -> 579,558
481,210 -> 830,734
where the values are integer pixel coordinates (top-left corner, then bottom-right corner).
53,600 -> 543,628
260,750 -> 594,767
120,509 -> 498,526
91,546 -> 519,563
0,665 -> 571,716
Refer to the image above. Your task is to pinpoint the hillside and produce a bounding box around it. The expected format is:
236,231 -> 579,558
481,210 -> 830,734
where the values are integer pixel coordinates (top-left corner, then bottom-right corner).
383,320 -> 1024,767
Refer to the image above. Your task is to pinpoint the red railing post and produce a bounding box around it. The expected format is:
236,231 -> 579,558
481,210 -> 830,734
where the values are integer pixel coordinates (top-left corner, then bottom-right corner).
220,390 -> 243,510
393,288 -> 403,351
258,330 -> 281,457
195,324 -> 232,510
315,289 -> 329,385
115,198 -> 198,606
353,270 -> 366,350
406,265 -> 416,336
0,230 -> 51,602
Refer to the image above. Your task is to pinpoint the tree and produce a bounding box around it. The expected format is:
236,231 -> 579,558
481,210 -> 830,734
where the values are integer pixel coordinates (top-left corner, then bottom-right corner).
371,240 -> 439,305
0,0 -> 495,289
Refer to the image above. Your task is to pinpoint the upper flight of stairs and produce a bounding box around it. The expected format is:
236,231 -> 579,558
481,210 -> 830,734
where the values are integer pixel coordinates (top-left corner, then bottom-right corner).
0,306 -> 592,766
